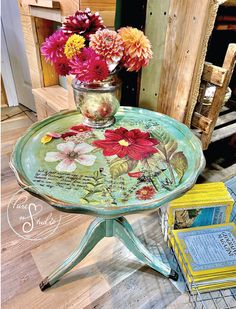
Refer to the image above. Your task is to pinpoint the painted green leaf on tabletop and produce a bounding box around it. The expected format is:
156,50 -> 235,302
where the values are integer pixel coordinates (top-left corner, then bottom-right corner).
170,152 -> 188,181
149,126 -> 177,159
110,157 -> 138,178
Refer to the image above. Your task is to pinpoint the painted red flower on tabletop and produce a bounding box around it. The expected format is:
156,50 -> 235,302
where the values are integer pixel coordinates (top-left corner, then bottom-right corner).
70,124 -> 93,133
61,124 -> 92,139
136,186 -> 156,200
93,127 -> 159,160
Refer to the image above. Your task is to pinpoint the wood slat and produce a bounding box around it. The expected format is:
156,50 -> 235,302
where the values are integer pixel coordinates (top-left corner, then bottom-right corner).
34,18 -> 59,87
184,0 -> 219,126
157,0 -> 212,122
33,86 -> 68,110
221,0 -> 236,6
192,112 -> 212,133
215,111 -> 236,127
22,0 -> 61,9
202,63 -> 227,86
216,24 -> 236,30
20,14 -> 44,88
1,77 -> 8,107
18,0 -> 31,15
139,0 -> 170,111
30,6 -> 62,22
58,0 -> 116,27
211,122 -> 236,142
33,86 -> 70,119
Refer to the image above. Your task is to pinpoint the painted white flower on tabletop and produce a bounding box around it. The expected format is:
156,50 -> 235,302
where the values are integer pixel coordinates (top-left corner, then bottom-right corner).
45,141 -> 96,172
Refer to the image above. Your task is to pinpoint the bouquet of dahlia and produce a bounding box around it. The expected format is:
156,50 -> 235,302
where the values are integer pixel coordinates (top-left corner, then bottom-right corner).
41,8 -> 153,83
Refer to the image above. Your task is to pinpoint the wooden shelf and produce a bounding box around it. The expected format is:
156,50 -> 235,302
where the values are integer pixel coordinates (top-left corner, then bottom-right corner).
32,85 -> 74,120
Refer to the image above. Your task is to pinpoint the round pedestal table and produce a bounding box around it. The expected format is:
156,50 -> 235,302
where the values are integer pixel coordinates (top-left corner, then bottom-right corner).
10,107 -> 205,291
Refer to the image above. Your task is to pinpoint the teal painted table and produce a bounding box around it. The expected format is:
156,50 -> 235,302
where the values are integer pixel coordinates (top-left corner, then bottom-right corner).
10,107 -> 205,290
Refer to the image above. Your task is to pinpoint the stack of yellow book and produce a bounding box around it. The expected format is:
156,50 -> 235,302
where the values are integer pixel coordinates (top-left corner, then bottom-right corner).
160,182 -> 234,241
171,223 -> 236,292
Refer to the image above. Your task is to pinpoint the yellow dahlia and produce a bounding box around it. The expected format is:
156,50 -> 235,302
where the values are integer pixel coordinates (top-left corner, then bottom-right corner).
118,27 -> 153,72
64,34 -> 85,59
90,29 -> 124,71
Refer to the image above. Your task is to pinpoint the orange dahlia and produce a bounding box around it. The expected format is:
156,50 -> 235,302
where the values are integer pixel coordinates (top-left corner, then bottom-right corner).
89,29 -> 124,71
118,27 -> 153,72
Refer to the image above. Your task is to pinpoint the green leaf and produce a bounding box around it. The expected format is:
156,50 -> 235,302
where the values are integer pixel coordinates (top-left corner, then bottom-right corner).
143,153 -> 166,170
110,157 -> 138,178
170,152 -> 188,181
85,184 -> 95,191
149,126 -> 177,160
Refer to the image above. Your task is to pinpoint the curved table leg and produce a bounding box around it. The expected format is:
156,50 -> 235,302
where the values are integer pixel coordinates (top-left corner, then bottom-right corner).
39,216 -> 178,291
113,217 -> 178,280
39,218 -> 106,291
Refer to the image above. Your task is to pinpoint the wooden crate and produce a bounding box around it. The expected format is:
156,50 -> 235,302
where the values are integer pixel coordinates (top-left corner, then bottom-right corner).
18,0 -> 116,120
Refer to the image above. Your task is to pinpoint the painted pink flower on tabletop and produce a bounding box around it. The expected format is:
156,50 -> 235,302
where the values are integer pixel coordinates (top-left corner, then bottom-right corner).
93,127 -> 159,160
45,141 -> 96,172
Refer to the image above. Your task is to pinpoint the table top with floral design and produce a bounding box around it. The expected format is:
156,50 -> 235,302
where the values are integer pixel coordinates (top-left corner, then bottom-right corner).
11,107 -> 205,218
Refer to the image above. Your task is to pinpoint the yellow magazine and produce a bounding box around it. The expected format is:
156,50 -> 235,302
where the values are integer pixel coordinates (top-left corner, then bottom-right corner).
191,280 -> 236,293
172,223 -> 236,280
167,184 -> 233,230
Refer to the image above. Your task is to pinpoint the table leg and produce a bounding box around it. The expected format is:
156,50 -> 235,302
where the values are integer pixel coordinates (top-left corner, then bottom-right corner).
113,217 -> 178,280
39,216 -> 178,291
39,218 -> 106,291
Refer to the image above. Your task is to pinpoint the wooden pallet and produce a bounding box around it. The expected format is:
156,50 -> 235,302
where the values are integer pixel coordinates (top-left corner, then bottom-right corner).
192,43 -> 236,149
211,103 -> 236,142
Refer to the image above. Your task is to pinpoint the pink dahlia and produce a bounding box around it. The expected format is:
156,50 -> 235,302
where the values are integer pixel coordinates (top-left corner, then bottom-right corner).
69,55 -> 88,80
76,47 -> 97,63
118,27 -> 153,72
62,8 -> 104,41
69,48 -> 109,82
89,29 -> 124,71
136,186 -> 156,200
40,30 -> 68,63
92,127 -> 159,160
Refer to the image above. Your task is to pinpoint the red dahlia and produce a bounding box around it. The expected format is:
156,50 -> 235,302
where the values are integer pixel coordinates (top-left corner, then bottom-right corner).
87,58 -> 109,82
92,127 -> 159,160
62,8 -> 105,41
136,186 -> 156,200
54,59 -> 71,76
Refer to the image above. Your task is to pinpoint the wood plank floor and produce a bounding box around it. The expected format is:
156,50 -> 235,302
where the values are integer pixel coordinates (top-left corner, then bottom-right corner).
2,105 -> 235,309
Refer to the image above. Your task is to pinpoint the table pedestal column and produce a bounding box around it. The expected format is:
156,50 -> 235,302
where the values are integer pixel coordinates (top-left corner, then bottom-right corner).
39,217 -> 178,291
